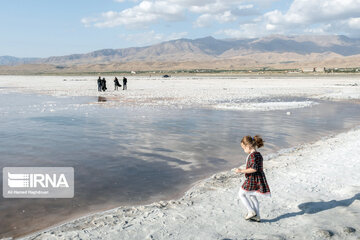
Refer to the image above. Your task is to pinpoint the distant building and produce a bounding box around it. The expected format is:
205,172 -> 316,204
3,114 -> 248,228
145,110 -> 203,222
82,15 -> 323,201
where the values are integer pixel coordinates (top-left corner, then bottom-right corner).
301,67 -> 325,73
301,68 -> 313,73
131,71 -> 136,74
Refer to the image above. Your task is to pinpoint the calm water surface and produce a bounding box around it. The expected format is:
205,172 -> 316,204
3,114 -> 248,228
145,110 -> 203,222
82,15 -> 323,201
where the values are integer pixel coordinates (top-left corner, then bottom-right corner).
1,92 -> 360,238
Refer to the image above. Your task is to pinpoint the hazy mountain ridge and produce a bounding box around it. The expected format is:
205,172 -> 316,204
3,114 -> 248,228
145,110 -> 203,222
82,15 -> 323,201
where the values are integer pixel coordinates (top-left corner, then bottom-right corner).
0,56 -> 40,66
1,35 -> 360,67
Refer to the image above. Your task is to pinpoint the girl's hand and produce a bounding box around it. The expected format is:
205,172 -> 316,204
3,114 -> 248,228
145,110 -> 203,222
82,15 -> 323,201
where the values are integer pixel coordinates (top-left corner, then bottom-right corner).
235,168 -> 243,173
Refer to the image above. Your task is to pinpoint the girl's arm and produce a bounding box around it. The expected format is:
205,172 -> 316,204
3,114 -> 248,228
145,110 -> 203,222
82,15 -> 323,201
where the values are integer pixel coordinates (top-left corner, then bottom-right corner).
235,168 -> 257,174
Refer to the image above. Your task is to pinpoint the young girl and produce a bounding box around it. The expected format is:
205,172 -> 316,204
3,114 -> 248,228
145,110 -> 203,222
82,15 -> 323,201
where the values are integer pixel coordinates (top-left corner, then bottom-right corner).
235,135 -> 271,222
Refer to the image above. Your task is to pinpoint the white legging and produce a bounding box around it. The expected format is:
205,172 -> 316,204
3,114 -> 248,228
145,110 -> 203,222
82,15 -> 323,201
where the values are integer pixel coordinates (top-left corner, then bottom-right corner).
238,189 -> 259,216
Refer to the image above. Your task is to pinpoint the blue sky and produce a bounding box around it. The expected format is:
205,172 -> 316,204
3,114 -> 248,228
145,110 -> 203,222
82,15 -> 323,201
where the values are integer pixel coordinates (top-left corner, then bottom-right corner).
1,0 -> 360,58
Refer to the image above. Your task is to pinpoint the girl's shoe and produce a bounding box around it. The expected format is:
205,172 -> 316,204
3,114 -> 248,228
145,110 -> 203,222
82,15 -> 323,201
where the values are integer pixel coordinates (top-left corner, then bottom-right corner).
244,211 -> 257,220
250,215 -> 261,222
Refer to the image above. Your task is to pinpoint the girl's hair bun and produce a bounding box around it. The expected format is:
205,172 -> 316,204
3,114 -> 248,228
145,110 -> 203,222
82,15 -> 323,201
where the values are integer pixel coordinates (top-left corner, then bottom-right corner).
253,135 -> 264,148
241,135 -> 264,148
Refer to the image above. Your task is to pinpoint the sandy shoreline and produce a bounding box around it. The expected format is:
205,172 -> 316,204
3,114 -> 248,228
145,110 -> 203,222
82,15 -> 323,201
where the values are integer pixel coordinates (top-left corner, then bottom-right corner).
1,75 -> 359,239
19,126 -> 360,240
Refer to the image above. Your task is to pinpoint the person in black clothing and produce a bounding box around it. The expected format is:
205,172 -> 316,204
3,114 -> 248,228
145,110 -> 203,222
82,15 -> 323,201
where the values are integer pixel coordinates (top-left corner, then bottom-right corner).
123,77 -> 127,90
114,77 -> 121,90
97,76 -> 102,92
102,77 -> 107,91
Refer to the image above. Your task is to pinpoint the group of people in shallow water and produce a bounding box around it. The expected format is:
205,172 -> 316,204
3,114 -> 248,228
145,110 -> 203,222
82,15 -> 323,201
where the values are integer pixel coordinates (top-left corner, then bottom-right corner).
97,76 -> 127,92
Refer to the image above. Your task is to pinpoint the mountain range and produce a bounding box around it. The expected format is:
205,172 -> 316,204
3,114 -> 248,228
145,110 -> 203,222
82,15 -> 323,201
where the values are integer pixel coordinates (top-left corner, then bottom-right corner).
1,35 -> 360,73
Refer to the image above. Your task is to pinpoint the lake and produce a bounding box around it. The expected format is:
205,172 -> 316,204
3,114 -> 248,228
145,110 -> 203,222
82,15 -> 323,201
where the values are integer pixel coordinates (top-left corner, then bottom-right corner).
1,91 -> 360,238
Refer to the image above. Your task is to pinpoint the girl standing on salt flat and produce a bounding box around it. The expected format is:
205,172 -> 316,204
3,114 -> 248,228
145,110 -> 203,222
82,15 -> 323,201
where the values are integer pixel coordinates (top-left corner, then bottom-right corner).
235,135 -> 271,222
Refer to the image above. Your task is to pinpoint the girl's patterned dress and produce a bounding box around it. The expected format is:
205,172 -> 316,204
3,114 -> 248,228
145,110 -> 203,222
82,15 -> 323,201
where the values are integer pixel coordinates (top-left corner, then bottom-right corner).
241,151 -> 271,196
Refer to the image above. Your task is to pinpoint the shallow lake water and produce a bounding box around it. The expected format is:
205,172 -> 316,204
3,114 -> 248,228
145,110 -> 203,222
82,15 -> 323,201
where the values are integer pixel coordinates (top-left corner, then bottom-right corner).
1,92 -> 360,238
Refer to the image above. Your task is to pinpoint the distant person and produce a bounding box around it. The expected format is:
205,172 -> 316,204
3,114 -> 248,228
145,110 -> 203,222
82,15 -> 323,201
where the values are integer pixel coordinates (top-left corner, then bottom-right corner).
235,135 -> 270,222
123,77 -> 127,90
97,76 -> 102,92
114,77 -> 121,91
102,77 -> 107,92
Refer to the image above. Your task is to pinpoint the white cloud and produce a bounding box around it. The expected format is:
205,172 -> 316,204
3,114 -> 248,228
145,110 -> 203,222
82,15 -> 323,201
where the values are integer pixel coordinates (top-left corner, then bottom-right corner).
303,27 -> 326,34
216,29 -> 244,39
189,2 -> 226,14
82,0 -> 260,29
120,31 -> 188,45
219,11 -> 238,23
238,4 -> 253,10
266,23 -> 276,31
218,0 -> 360,38
348,17 -> 360,29
194,14 -> 213,28
217,22 -> 271,39
194,11 -> 237,28
264,0 -> 360,28
83,0 -> 360,38
82,1 -> 185,28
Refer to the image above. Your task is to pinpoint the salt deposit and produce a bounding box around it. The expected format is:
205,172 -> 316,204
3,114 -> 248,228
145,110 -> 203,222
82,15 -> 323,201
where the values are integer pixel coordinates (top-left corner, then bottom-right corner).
1,75 -> 360,111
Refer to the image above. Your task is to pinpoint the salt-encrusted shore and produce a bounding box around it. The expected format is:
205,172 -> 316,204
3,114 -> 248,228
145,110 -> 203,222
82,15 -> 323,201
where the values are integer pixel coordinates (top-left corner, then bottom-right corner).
22,126 -> 360,240
1,75 -> 359,239
0,75 -> 360,111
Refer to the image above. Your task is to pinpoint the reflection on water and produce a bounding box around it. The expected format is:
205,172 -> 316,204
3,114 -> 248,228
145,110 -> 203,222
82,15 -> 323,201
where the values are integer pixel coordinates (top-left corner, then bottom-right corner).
98,96 -> 107,102
0,92 -> 360,238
